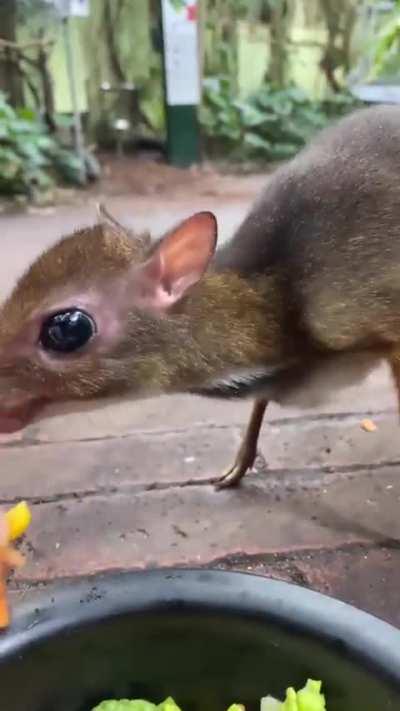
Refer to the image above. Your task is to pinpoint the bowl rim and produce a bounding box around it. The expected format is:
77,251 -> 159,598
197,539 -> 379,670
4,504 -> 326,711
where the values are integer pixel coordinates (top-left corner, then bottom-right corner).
1,568 -> 400,687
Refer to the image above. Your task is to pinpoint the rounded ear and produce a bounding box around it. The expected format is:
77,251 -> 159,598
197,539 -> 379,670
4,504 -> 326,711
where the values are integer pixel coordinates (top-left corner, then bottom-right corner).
135,211 -> 218,311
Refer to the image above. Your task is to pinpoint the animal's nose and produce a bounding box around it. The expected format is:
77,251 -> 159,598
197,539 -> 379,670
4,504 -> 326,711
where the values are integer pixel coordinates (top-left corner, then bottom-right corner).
0,385 -> 28,402
0,395 -> 45,433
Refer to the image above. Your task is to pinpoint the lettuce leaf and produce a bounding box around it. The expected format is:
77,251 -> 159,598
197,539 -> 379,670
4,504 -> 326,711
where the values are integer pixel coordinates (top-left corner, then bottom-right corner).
92,702 -> 157,711
92,697 -> 183,711
260,697 -> 282,711
261,680 -> 326,711
157,698 -> 183,711
92,679 -> 326,711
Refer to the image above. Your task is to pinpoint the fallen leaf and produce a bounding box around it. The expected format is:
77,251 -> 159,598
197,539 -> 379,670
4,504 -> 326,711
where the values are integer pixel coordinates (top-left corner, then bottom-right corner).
361,418 -> 377,433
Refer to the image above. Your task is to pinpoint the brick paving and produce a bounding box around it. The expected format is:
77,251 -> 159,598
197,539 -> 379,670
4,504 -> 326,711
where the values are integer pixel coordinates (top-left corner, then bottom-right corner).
1,363 -> 399,628
1,195 -> 400,629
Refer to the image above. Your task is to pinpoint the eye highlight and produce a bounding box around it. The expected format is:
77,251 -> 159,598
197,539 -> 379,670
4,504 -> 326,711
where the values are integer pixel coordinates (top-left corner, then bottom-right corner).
40,309 -> 96,354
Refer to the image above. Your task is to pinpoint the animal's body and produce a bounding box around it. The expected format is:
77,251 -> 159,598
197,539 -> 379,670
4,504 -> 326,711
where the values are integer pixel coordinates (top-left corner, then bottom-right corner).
0,105 -> 399,486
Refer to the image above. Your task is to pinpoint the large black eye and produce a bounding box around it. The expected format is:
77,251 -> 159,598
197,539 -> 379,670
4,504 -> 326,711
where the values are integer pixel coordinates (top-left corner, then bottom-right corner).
40,309 -> 96,354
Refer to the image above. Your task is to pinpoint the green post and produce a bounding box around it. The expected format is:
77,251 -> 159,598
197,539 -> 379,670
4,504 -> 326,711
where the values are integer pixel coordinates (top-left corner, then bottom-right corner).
160,0 -> 201,167
165,105 -> 200,167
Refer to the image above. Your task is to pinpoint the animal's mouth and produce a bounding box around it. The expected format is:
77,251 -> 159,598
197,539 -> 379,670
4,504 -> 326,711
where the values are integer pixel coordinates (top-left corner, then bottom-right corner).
0,397 -> 48,433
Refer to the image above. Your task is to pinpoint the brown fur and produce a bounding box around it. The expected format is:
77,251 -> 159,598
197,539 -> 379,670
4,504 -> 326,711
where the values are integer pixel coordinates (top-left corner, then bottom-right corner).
0,104 -> 400,486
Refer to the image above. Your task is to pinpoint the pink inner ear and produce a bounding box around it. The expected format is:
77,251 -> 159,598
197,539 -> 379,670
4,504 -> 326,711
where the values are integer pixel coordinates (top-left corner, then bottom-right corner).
135,211 -> 217,310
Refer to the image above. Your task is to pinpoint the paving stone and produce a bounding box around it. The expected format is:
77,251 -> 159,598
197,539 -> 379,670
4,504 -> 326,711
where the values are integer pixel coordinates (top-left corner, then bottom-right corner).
20,395 -> 251,444
0,427 -> 239,500
1,414 -> 399,502
12,466 -> 400,583
260,413 -> 400,471
292,546 -> 400,626
9,546 -> 400,631
219,547 -> 400,629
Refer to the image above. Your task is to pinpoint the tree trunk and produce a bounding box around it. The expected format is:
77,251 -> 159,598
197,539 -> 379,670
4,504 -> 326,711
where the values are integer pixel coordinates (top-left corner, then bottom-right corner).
0,0 -> 23,106
38,44 -> 56,132
319,0 -> 357,93
269,1 -> 287,87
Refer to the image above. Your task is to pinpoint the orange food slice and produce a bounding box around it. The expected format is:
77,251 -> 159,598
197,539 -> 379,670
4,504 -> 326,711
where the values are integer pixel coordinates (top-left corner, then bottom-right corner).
0,502 -> 31,629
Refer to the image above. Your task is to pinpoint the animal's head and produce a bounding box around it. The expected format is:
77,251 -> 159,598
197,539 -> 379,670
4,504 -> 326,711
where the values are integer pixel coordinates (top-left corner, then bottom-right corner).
0,206 -> 217,432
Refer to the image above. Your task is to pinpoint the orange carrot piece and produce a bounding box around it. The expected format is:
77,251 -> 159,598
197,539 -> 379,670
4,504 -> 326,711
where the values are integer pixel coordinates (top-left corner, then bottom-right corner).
0,510 -> 28,630
0,566 -> 10,629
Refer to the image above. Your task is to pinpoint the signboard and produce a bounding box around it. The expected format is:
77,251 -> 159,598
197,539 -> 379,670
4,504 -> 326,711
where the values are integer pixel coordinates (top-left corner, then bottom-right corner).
47,0 -> 90,17
161,0 -> 200,106
69,0 -> 90,16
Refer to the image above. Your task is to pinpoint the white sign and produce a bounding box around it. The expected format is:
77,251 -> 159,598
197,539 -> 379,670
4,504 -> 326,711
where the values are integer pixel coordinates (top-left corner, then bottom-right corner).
161,0 -> 200,106
49,0 -> 90,17
69,0 -> 90,17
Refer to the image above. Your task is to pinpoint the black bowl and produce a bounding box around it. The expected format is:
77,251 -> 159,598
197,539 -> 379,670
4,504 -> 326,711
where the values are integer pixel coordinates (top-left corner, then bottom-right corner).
0,569 -> 400,711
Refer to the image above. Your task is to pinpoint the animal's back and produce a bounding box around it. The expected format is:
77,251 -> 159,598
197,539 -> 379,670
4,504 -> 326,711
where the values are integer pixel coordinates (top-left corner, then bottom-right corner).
217,104 -> 400,352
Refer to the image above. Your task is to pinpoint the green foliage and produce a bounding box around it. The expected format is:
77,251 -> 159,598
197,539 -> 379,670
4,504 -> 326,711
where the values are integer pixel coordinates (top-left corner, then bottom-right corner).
372,0 -> 400,78
200,76 -> 358,162
0,92 -> 86,196
17,0 -> 57,23
168,0 -> 186,11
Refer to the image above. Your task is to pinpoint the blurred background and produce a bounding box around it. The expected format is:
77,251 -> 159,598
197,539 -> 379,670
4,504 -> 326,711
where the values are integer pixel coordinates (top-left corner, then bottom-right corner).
0,0 -> 399,209
2,1 -> 400,616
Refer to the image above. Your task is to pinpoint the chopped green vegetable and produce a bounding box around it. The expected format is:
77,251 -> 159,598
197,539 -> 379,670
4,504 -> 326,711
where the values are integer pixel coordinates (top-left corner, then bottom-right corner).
261,680 -> 326,711
285,679 -> 325,711
92,698 -> 184,711
157,698 -> 183,711
91,680 -> 326,711
260,698 -> 281,711
92,700 -> 157,711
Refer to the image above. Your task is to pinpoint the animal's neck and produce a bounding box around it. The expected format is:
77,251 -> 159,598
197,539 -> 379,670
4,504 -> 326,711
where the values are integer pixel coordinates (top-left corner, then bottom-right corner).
161,269 -> 292,392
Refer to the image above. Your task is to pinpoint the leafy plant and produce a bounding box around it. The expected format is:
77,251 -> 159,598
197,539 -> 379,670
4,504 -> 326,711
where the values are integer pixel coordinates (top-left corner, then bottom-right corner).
17,0 -> 57,22
168,0 -> 186,12
200,76 -> 358,162
372,0 -> 400,78
0,92 -> 87,196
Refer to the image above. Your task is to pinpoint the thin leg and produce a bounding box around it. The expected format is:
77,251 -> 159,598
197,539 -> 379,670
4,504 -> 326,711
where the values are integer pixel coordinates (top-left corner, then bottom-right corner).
215,398 -> 268,490
389,355 -> 400,411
